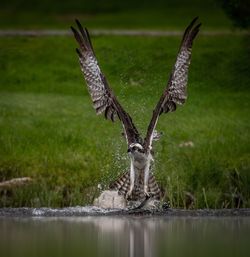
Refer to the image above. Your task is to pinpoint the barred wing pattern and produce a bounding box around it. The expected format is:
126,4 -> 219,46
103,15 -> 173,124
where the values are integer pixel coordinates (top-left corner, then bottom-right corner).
109,170 -> 162,201
71,20 -> 140,145
144,17 -> 201,152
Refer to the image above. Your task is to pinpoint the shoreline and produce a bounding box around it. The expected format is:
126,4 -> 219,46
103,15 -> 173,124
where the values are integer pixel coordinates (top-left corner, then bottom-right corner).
1,207 -> 250,217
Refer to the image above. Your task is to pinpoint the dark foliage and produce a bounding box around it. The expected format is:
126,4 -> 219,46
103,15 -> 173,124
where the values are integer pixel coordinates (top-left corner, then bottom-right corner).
219,0 -> 250,28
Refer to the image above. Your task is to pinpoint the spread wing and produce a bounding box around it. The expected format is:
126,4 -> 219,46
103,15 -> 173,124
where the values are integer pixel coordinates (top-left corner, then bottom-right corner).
143,17 -> 201,152
71,20 -> 140,146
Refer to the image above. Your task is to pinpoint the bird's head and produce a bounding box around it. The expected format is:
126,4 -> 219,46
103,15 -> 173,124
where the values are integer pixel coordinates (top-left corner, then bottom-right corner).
127,143 -> 144,154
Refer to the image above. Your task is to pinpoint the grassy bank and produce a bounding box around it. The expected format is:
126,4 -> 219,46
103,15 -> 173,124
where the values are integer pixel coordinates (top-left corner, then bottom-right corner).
0,33 -> 249,208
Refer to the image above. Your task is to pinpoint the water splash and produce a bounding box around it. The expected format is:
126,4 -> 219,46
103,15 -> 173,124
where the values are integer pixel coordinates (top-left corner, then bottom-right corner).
31,206 -> 120,217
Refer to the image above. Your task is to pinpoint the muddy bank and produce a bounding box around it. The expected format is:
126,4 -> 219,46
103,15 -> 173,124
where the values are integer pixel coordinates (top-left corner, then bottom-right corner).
0,207 -> 250,217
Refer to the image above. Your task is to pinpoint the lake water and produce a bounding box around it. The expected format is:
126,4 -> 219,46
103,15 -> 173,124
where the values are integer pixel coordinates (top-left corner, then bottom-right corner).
0,216 -> 249,257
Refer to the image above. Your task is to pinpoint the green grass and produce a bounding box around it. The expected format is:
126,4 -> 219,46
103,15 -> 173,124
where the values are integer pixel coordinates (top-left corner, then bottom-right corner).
0,33 -> 249,208
0,0 -> 232,30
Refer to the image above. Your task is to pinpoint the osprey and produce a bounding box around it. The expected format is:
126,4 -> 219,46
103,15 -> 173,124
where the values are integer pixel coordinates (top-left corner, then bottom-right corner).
71,18 -> 201,201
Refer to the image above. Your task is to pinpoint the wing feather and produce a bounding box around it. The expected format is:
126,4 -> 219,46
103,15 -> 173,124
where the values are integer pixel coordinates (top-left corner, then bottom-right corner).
144,17 -> 201,152
71,20 -> 140,145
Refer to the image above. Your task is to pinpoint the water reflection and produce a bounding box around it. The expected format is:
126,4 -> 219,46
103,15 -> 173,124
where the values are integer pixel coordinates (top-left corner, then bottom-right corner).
0,216 -> 249,257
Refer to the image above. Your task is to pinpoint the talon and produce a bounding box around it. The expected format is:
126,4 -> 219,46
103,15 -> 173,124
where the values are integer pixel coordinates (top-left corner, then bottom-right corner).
144,186 -> 150,197
126,188 -> 133,199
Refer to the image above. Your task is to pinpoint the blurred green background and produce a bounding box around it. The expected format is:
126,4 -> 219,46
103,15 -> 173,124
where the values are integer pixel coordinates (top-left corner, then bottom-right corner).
0,0 -> 234,29
0,0 -> 249,208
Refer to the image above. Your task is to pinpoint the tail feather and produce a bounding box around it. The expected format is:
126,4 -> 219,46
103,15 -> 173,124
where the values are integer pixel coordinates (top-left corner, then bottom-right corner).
109,171 -> 130,196
148,173 -> 162,198
109,171 -> 163,201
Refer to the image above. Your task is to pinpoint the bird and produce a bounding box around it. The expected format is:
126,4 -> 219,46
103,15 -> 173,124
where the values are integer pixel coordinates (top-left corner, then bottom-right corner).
71,17 -> 201,202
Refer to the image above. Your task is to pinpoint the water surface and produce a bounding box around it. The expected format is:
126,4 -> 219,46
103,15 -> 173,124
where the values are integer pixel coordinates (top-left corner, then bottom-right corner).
0,216 -> 249,257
